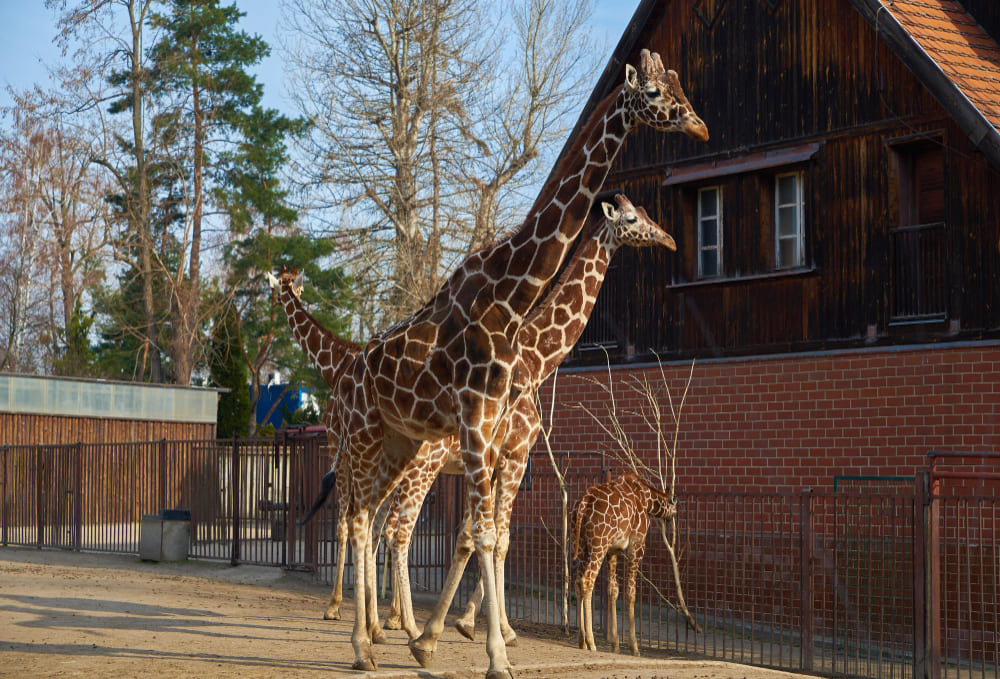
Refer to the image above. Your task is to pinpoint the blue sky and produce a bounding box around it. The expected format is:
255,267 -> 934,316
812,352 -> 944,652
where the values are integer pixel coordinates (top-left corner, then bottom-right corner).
0,0 -> 640,112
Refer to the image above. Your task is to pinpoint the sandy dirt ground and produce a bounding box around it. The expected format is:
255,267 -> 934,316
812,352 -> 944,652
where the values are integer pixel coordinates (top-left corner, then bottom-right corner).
0,547 -> 812,679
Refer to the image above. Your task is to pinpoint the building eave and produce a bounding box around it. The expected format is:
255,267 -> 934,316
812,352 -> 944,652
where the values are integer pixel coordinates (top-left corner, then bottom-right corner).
849,0 -> 1000,171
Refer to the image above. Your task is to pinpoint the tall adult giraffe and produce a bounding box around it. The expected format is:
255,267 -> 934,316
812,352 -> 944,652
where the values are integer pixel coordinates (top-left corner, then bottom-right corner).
384,194 -> 675,648
266,267 -> 455,627
334,49 -> 706,677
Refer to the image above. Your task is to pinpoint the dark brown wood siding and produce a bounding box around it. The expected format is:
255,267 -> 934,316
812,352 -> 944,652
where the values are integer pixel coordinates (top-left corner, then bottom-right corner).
0,412 -> 216,445
569,0 -> 1000,363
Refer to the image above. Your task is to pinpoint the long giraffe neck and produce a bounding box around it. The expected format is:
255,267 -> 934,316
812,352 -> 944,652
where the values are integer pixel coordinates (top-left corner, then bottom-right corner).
516,216 -> 618,387
500,85 -> 631,318
278,283 -> 360,388
435,86 -> 632,332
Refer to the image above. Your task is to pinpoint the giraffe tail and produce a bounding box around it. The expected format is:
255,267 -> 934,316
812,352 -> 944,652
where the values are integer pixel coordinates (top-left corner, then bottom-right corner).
298,466 -> 337,526
571,495 -> 590,561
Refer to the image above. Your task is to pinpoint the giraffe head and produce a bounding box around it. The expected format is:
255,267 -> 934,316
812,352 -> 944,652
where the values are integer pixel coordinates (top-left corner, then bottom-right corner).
600,194 -> 676,251
266,266 -> 305,299
624,49 -> 708,142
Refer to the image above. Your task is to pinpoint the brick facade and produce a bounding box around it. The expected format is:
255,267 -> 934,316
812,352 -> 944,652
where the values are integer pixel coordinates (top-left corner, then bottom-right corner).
532,343 -> 1000,494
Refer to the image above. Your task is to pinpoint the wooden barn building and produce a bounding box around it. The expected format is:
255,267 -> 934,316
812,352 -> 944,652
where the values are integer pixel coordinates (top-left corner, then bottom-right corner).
0,373 -> 219,444
536,0 -> 1000,493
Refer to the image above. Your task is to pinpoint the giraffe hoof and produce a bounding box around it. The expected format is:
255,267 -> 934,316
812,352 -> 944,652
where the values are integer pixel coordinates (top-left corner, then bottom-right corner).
408,639 -> 435,668
384,616 -> 402,630
351,658 -> 376,671
485,668 -> 515,679
454,619 -> 475,641
323,608 -> 341,621
372,631 -> 389,645
502,629 -> 517,646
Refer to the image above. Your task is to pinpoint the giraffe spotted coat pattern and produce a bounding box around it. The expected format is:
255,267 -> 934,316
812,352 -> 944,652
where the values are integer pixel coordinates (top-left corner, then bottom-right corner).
572,473 -> 676,656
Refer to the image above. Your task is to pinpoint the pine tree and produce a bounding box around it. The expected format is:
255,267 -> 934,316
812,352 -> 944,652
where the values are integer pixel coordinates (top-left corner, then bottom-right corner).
209,303 -> 250,438
147,0 -> 305,384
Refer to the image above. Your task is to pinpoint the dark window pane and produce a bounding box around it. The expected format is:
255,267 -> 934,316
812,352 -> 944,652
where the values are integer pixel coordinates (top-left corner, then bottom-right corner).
777,175 -> 797,205
700,219 -> 718,247
700,249 -> 718,277
778,237 -> 799,268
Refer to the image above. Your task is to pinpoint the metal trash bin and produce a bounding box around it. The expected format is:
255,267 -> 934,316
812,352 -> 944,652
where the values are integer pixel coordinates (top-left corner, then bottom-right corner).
139,514 -> 163,561
139,509 -> 191,561
160,509 -> 191,561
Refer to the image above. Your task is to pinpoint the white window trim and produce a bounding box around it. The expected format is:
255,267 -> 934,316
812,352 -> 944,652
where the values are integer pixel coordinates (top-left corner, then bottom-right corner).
697,185 -> 722,278
774,172 -> 804,269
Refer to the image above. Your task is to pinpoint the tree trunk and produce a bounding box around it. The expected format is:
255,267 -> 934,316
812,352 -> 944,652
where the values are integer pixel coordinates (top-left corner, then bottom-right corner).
129,0 -> 161,382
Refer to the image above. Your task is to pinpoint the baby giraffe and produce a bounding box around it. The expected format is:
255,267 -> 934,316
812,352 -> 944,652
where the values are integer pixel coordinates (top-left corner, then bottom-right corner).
572,472 -> 676,656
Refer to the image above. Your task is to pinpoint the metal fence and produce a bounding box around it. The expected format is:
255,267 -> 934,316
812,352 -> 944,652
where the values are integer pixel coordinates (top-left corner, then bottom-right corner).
1,438 -> 998,679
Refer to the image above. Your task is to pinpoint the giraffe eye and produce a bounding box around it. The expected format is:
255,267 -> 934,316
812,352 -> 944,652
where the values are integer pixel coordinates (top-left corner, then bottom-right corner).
645,87 -> 660,98
626,215 -> 637,223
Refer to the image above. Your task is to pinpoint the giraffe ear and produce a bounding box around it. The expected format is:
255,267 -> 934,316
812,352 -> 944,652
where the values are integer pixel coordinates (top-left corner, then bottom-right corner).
294,270 -> 305,290
601,201 -> 618,221
624,64 -> 639,91
265,271 -> 279,289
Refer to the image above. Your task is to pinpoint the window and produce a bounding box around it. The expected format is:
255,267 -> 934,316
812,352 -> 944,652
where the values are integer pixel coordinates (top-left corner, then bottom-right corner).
889,141 -> 947,320
775,172 -> 804,269
697,186 -> 722,277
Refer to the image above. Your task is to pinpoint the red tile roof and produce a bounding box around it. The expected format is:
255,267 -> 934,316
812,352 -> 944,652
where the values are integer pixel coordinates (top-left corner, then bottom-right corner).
884,0 -> 1000,130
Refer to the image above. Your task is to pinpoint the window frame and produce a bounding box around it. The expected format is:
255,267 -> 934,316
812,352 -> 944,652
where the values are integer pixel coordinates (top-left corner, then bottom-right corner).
774,171 -> 805,269
697,185 -> 723,279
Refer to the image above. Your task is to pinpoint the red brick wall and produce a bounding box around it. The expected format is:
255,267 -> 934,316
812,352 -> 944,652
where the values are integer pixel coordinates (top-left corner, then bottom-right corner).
533,343 -> 1000,493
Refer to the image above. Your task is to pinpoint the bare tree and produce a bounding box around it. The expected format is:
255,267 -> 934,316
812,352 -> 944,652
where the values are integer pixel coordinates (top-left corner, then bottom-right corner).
0,104 -> 52,371
535,368 -> 573,634
281,0 -> 601,331
48,0 -> 166,380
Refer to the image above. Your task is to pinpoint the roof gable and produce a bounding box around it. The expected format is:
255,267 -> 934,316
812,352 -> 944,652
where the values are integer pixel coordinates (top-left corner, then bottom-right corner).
851,0 -> 1000,168
885,0 -> 1000,129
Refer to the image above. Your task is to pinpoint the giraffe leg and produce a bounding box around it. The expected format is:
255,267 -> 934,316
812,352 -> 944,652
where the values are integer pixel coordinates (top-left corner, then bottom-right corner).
410,500 -> 475,665
624,545 -> 644,656
493,448 -> 529,647
574,557 -> 588,649
462,421 -> 513,679
366,535 -> 386,644
582,580 -> 597,652
383,506 -> 402,630
323,497 -> 349,620
385,565 -> 402,630
455,576 -> 483,641
349,510 -> 376,671
581,549 -> 605,652
391,508 -> 420,639
606,552 -> 619,652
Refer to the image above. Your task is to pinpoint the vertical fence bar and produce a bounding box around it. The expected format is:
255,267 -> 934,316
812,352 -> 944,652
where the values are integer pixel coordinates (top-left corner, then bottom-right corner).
158,438 -> 167,512
231,435 -> 241,566
36,447 -> 44,548
914,473 -> 927,679
800,490 -> 814,671
74,442 -> 83,552
928,479 -> 942,679
2,446 -> 7,547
